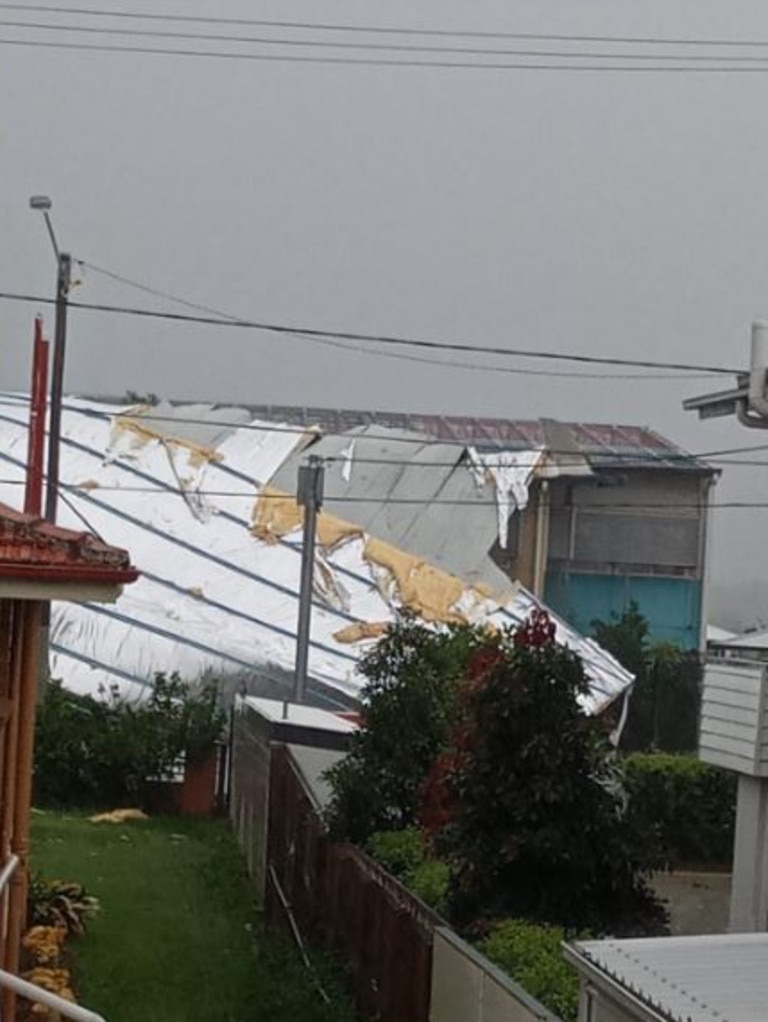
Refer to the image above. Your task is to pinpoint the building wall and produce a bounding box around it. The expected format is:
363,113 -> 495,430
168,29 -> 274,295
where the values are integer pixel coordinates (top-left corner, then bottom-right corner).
540,470 -> 710,650
544,571 -> 703,649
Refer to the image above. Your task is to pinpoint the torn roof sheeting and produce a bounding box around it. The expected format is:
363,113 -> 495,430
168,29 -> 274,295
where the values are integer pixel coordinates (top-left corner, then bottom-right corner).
0,395 -> 631,714
268,426 -> 516,591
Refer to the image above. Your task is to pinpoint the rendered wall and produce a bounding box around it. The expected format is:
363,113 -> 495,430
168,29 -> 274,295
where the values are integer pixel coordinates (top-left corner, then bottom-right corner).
544,572 -> 703,650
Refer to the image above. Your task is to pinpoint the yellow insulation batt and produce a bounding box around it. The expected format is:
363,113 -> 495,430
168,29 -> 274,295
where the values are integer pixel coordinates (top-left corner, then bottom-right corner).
251,488 -> 362,549
112,418 -> 223,467
252,490 -> 481,624
251,487 -> 303,544
333,621 -> 391,644
363,537 -> 466,623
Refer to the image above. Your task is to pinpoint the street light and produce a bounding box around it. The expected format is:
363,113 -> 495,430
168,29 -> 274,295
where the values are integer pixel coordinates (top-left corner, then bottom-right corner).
29,195 -> 71,522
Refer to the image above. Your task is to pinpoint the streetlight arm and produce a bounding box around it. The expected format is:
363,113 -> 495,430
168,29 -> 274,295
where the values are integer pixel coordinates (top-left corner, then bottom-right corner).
42,211 -> 60,261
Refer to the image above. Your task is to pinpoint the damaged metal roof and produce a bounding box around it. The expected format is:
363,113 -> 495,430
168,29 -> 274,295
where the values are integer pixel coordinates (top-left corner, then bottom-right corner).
0,394 -> 632,712
246,405 -> 713,473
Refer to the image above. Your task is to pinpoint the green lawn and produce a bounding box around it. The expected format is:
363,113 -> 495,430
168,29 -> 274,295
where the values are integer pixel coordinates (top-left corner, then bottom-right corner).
31,812 -> 356,1022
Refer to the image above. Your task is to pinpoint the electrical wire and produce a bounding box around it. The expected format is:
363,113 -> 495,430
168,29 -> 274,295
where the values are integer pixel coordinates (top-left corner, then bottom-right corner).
2,35 -> 768,71
0,392 -> 755,462
0,476 -> 760,510
6,17 -> 768,64
0,290 -> 740,375
78,261 -> 719,382
4,3 -> 768,49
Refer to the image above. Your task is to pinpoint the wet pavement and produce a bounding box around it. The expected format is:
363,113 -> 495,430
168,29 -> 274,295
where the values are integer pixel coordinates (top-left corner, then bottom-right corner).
651,871 -> 731,935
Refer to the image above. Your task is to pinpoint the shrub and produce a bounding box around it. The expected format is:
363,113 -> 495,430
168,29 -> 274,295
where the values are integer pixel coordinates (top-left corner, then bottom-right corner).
366,828 -> 424,880
27,876 -> 100,937
325,616 -> 487,842
624,753 -> 736,869
366,828 -> 450,914
34,674 -> 226,809
480,919 -> 579,1022
591,604 -> 701,753
409,860 -> 450,914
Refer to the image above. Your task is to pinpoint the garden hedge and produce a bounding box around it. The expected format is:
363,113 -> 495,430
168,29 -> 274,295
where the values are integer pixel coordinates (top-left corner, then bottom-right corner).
624,753 -> 736,869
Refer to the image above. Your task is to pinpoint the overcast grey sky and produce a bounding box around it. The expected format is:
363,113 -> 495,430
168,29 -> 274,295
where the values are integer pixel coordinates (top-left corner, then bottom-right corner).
3,0 -> 768,620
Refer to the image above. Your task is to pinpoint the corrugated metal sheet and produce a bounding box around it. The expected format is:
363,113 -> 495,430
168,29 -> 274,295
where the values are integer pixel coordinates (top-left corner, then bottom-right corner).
0,394 -> 632,712
245,406 -> 713,473
269,427 -> 511,590
570,933 -> 768,1022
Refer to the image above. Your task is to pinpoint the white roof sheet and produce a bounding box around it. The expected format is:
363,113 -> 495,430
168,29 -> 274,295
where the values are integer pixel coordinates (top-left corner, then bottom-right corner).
720,629 -> 768,650
570,933 -> 768,1022
243,696 -> 356,732
707,624 -> 738,644
0,395 -> 632,711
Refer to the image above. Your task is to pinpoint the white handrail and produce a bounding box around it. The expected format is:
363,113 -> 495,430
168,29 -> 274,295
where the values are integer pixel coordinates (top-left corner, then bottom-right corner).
0,969 -> 107,1022
0,855 -> 19,896
0,856 -> 106,1021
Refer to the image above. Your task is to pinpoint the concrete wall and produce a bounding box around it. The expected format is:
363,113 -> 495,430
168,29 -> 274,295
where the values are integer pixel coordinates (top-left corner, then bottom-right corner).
430,928 -> 560,1022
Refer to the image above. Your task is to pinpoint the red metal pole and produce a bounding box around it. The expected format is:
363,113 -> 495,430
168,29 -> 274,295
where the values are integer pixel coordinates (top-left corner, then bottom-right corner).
24,317 -> 50,517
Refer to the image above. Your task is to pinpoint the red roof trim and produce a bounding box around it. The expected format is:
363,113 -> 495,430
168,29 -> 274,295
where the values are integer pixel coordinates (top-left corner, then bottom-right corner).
0,502 -> 138,586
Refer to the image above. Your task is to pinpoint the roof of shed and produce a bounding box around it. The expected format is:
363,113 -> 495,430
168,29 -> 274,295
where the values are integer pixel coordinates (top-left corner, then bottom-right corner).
568,933 -> 768,1022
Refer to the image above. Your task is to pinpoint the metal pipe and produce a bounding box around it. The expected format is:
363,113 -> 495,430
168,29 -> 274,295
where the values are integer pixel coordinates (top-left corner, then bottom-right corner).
24,318 -> 49,518
0,603 -> 23,984
294,457 -> 324,704
5,601 -> 43,1022
532,480 -> 551,598
267,863 -> 331,1005
0,968 -> 106,1022
749,320 -> 768,418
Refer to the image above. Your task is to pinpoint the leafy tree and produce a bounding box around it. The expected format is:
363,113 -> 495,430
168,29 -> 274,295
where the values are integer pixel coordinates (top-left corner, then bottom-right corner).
444,622 -> 666,935
324,616 -> 487,842
592,603 -> 701,752
592,600 -> 649,679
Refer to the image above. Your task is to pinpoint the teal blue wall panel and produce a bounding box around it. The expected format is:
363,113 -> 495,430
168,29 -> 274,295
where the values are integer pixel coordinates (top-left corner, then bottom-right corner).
544,572 -> 702,649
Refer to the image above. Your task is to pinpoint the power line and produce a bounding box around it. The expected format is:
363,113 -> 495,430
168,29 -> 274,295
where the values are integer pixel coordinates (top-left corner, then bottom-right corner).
79,260 -> 718,381
6,17 -> 768,64
4,3 -> 768,49
0,476 -> 760,510
0,290 -> 739,375
3,35 -> 768,71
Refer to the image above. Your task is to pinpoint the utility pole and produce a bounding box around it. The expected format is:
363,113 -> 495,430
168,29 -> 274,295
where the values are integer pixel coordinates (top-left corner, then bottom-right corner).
29,196 -> 70,523
293,456 -> 324,705
45,251 -> 71,522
